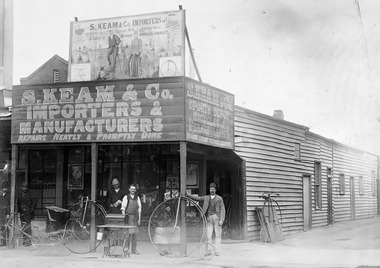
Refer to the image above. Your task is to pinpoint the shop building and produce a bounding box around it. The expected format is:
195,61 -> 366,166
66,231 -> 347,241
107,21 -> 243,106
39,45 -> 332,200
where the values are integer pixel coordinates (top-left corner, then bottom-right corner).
11,76 -> 245,239
11,59 -> 379,241
7,9 -> 379,243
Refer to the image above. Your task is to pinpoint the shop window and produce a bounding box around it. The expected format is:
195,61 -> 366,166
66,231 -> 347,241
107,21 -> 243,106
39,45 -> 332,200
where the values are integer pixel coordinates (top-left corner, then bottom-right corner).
359,176 -> 364,195
339,174 -> 345,195
314,161 -> 322,209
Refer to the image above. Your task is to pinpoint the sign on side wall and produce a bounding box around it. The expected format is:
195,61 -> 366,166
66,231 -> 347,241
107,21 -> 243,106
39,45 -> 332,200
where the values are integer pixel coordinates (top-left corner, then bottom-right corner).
69,10 -> 185,82
185,80 -> 234,150
11,78 -> 185,143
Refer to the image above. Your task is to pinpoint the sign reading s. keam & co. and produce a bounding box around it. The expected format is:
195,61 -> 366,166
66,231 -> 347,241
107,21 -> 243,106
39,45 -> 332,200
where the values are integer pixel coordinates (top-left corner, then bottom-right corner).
185,80 -> 234,150
12,77 -> 235,149
11,78 -> 185,144
69,10 -> 185,82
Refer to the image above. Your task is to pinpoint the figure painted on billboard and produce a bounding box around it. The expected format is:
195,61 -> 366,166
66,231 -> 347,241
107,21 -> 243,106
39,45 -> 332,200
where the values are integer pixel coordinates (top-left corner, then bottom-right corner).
96,67 -> 108,80
127,31 -> 143,78
107,30 -> 121,71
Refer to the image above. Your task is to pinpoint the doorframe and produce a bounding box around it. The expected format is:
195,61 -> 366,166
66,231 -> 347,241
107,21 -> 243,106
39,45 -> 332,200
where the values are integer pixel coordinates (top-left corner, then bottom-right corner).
327,168 -> 333,225
350,176 -> 355,221
303,174 -> 312,231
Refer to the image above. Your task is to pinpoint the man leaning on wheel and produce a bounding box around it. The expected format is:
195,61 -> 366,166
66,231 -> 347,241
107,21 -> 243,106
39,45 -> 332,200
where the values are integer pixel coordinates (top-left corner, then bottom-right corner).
186,182 -> 225,256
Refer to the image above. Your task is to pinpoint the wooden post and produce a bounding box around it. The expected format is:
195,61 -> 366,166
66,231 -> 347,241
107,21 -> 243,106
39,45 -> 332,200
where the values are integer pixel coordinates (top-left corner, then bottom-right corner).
179,141 -> 187,255
90,143 -> 98,251
9,145 -> 17,248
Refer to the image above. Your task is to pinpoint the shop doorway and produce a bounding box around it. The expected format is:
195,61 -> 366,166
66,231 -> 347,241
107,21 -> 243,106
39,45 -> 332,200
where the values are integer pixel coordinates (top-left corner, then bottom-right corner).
27,149 -> 57,217
206,157 -> 243,240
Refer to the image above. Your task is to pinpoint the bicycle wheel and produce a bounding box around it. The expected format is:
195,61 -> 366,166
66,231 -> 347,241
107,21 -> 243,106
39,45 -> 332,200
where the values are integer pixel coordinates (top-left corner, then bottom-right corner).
148,196 -> 206,257
0,224 -> 8,248
63,201 -> 106,254
197,241 -> 215,260
262,198 -> 284,242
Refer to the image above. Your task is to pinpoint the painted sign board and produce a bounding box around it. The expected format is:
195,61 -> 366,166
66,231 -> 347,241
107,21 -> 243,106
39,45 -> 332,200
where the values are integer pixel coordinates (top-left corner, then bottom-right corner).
185,80 -> 234,150
69,10 -> 185,82
12,77 -> 234,150
12,78 -> 185,143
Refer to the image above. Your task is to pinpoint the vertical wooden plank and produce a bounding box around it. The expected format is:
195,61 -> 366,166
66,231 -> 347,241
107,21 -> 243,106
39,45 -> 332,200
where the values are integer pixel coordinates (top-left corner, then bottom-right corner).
303,175 -> 311,231
179,141 -> 187,255
240,159 -> 248,240
377,156 -> 380,216
90,142 -> 98,251
200,158 -> 207,195
9,144 -> 17,248
327,175 -> 333,225
350,177 -> 355,221
55,147 -> 64,207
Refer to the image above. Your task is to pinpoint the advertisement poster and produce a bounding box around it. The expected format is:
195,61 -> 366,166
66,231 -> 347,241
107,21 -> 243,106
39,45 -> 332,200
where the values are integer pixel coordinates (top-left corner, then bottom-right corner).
69,10 -> 185,81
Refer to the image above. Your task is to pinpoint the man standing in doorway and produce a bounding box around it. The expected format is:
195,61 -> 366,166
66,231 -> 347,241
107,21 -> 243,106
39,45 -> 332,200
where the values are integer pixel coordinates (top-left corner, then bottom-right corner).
187,183 -> 225,256
0,181 -> 10,246
17,182 -> 34,246
121,184 -> 142,255
108,178 -> 125,214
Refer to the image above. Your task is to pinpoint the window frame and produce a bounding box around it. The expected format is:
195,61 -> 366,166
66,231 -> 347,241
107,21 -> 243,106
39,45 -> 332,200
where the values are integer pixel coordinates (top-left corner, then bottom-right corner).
359,176 -> 364,195
314,161 -> 322,209
294,143 -> 301,160
53,69 -> 60,83
339,173 -> 345,195
371,171 -> 376,196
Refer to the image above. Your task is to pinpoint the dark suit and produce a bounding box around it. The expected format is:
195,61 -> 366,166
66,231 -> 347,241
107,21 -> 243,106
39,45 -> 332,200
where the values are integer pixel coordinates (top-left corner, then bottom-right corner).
0,192 -> 9,245
17,191 -> 33,245
107,188 -> 125,214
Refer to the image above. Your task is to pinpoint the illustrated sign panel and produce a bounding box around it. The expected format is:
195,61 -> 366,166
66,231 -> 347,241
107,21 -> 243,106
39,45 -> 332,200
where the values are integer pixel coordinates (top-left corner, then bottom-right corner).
69,10 -> 185,81
185,80 -> 234,150
11,78 -> 185,143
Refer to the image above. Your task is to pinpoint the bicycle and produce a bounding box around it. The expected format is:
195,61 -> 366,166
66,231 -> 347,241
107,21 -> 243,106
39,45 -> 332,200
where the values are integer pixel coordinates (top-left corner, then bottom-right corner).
0,212 -> 66,254
148,195 -> 207,258
63,196 -> 107,254
256,192 -> 284,243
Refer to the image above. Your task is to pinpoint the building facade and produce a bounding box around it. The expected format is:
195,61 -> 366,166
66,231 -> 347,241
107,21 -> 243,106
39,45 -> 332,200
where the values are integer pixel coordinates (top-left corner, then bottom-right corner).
234,106 -> 379,240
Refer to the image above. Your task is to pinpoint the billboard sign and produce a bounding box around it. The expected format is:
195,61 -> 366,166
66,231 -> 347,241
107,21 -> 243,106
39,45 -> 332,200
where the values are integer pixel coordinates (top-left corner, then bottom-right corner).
69,10 -> 185,82
185,80 -> 234,150
11,78 -> 185,144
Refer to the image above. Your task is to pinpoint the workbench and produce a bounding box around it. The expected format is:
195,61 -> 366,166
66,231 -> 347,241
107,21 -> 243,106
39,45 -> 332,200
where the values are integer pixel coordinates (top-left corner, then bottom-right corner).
98,214 -> 133,258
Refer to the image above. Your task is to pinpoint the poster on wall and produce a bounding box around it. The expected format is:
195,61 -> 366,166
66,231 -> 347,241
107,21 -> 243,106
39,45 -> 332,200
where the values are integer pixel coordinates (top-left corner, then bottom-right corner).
69,10 -> 185,81
68,165 -> 84,190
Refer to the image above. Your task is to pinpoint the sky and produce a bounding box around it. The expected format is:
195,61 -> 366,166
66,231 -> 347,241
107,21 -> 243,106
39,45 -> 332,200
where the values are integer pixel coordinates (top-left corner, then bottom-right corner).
12,0 -> 380,155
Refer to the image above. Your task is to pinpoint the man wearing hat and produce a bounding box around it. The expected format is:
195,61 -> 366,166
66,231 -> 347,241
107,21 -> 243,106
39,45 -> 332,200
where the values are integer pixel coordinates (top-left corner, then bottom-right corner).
0,181 -> 10,246
17,182 -> 33,246
187,182 -> 226,256
107,178 -> 125,214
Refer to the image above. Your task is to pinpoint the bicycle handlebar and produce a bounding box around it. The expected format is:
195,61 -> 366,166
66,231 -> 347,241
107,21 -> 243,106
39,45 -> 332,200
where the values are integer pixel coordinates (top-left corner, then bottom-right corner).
259,192 -> 279,199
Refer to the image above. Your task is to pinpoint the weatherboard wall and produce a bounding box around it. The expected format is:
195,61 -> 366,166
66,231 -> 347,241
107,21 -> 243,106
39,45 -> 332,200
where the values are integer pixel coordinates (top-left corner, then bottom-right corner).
303,133 -> 334,228
233,106 -> 307,240
332,144 -> 378,223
